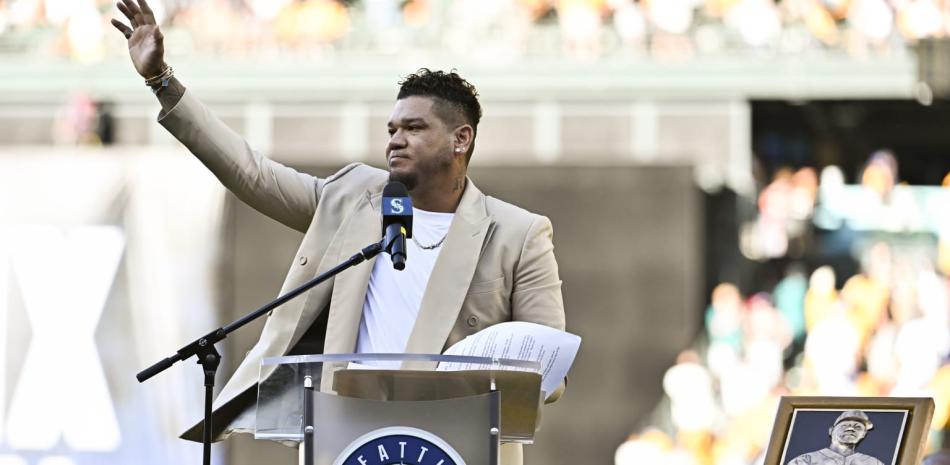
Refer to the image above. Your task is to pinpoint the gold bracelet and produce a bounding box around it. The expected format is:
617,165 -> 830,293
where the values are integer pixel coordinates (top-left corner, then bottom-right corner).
144,66 -> 173,87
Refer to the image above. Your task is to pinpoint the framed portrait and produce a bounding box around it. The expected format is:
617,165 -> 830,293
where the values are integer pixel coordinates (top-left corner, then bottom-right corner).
763,397 -> 934,465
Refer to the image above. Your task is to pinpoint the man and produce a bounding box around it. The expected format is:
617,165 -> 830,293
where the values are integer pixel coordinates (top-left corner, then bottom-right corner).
788,410 -> 886,465
111,1 -> 565,464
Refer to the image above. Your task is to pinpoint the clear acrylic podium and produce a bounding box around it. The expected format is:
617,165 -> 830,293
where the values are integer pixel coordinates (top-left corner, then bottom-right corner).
255,354 -> 543,465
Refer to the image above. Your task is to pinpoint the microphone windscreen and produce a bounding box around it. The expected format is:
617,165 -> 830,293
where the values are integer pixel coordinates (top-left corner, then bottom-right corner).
383,181 -> 409,198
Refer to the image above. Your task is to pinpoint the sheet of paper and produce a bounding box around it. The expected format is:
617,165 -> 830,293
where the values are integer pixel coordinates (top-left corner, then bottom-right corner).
437,321 -> 581,400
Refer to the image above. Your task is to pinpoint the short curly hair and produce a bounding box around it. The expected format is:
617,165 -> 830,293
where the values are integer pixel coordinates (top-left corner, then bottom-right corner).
397,68 -> 482,161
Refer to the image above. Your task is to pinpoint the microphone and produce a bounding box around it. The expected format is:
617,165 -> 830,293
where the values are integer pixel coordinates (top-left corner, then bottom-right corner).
382,181 -> 413,270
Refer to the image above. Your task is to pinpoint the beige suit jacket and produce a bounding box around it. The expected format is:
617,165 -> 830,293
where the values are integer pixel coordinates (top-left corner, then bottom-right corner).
158,91 -> 565,461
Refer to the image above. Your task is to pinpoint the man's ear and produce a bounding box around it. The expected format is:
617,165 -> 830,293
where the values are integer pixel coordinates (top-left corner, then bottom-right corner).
828,427 -> 834,436
453,125 -> 474,154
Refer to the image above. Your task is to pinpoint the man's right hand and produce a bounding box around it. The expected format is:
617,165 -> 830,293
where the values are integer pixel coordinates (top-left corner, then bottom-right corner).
110,0 -> 165,79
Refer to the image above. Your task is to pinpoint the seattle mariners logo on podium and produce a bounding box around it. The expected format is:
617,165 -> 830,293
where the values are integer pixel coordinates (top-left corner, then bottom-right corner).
333,426 -> 466,465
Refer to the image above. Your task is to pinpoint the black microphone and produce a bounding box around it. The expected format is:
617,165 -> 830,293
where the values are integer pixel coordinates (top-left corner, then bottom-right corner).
382,181 -> 413,270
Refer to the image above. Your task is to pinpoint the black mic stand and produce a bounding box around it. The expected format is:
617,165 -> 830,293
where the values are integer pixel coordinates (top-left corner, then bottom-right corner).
136,240 -> 384,465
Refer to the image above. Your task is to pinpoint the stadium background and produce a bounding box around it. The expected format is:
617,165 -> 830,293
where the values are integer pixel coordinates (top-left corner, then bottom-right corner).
0,0 -> 949,464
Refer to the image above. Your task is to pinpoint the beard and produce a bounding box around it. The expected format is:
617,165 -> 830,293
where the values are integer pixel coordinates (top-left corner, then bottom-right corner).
387,150 -> 454,192
388,170 -> 418,191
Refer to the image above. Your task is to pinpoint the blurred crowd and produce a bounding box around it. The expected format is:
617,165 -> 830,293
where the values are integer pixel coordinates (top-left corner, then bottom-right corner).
615,157 -> 950,465
2,0 -> 950,63
743,150 -> 950,261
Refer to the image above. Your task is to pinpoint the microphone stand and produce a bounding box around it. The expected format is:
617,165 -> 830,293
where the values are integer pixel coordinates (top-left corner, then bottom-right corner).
136,240 -> 384,465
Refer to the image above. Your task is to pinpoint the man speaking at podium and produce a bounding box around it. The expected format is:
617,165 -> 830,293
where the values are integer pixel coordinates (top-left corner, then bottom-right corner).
112,1 -> 565,463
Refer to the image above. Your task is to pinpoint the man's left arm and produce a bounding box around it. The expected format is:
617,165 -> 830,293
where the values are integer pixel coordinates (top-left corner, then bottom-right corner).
511,215 -> 565,330
511,215 -> 567,402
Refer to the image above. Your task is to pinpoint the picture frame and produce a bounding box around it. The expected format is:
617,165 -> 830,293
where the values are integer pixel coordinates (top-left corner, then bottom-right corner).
763,397 -> 935,465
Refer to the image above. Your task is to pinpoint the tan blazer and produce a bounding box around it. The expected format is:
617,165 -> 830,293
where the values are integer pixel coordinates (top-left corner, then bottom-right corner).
159,91 -> 565,461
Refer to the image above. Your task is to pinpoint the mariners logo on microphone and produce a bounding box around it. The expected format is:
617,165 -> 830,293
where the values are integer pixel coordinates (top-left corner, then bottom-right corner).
384,197 -> 412,216
334,427 -> 465,465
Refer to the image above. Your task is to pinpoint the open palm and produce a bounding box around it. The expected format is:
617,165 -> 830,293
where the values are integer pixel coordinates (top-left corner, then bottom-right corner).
110,0 -> 165,79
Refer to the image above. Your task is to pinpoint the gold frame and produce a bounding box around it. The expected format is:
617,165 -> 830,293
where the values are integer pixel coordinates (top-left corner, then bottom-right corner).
763,397 -> 935,465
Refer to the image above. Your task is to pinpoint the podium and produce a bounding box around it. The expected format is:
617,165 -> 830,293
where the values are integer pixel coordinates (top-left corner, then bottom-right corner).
255,354 -> 544,465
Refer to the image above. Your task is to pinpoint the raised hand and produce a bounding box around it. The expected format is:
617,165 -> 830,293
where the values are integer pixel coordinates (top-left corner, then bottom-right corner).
110,0 -> 165,79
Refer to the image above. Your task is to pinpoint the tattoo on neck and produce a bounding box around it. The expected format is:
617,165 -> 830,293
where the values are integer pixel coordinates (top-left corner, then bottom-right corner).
452,177 -> 464,192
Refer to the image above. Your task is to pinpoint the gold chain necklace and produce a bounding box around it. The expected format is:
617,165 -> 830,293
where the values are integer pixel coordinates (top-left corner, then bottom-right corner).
412,234 -> 447,250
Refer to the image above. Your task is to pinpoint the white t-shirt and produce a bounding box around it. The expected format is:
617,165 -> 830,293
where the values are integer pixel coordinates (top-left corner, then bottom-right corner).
355,208 -> 454,361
